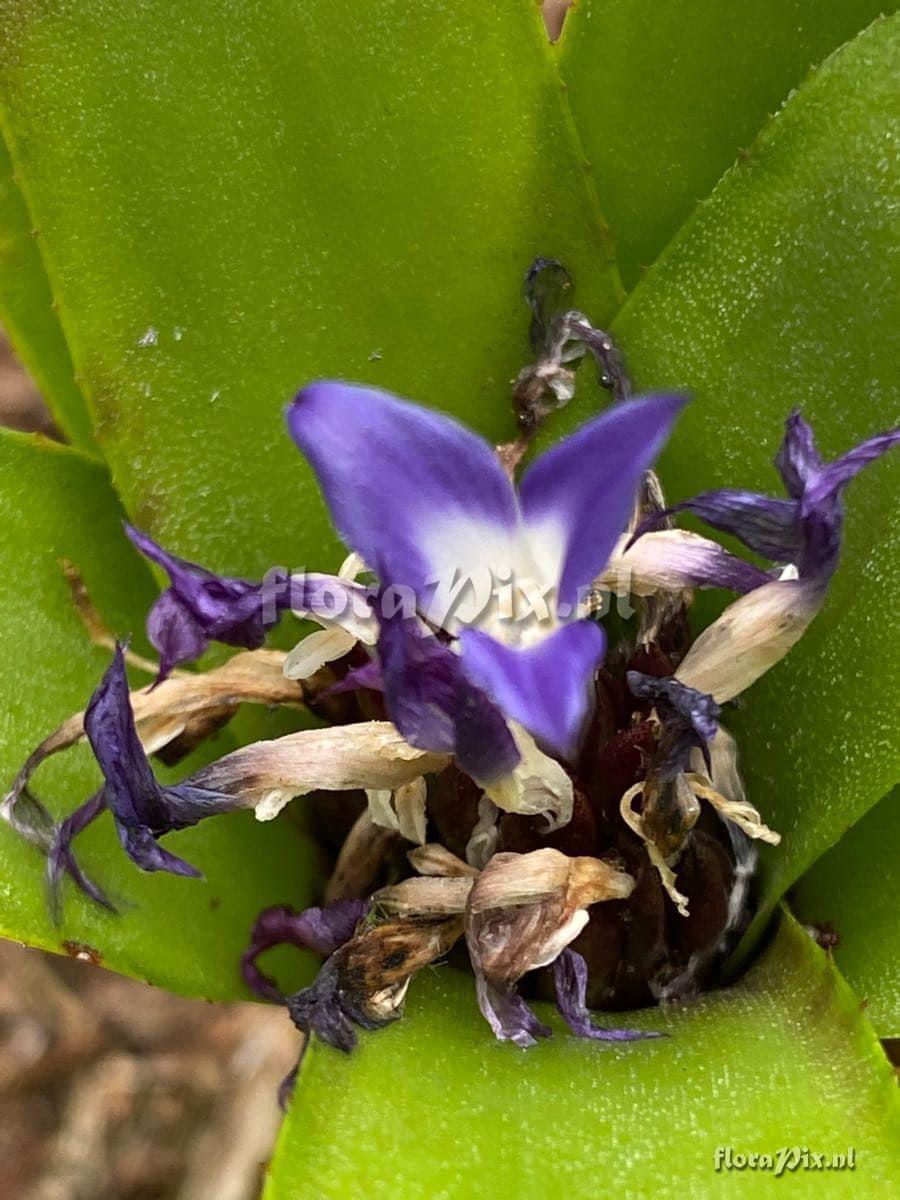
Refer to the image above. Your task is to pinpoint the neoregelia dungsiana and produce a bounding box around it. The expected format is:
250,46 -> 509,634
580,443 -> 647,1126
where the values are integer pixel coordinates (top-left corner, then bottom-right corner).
5,261 -> 897,1097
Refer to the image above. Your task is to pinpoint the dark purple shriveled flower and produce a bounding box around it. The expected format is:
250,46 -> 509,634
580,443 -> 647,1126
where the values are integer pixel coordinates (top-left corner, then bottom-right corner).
83,644 -> 243,876
631,411 -> 900,584
242,899 -> 371,1002
285,952 -> 390,1053
47,790 -> 115,919
626,671 -> 720,780
553,949 -> 663,1042
125,523 -> 293,682
474,974 -> 551,1047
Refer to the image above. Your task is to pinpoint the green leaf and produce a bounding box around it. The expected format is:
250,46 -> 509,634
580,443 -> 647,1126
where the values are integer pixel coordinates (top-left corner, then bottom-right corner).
0,428 -> 321,1000
558,0 -> 893,288
265,912 -> 899,1198
0,0 -> 621,573
0,131 -> 94,450
544,15 -> 900,959
790,789 -> 899,1037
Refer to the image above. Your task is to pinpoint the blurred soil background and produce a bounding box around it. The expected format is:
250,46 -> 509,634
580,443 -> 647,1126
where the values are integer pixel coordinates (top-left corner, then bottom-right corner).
0,8 -> 573,1195
0,329 -> 298,1199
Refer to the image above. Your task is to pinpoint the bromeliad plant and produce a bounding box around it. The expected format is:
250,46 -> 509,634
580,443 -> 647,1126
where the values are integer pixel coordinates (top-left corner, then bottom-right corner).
0,2 -> 898,1196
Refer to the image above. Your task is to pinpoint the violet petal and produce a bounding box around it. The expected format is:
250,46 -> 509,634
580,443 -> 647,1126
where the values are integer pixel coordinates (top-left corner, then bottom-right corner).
286,383 -> 520,610
46,790 -> 116,921
553,949 -> 662,1042
519,393 -> 685,610
610,529 -> 771,595
242,899 -> 370,1002
474,973 -> 551,1048
460,620 -> 606,761
775,410 -> 822,498
631,491 -> 802,563
802,426 -> 900,514
286,956 -> 360,1052
627,671 -> 720,778
84,645 -> 244,876
126,523 -> 291,680
319,658 -> 385,698
378,607 -> 519,785
286,952 -> 389,1053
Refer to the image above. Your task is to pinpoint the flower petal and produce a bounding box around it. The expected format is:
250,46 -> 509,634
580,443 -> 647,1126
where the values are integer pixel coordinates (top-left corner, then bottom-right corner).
626,672 -> 720,779
553,949 -> 662,1042
145,588 -> 209,681
631,491 -> 802,563
460,621 -> 605,760
675,578 -> 820,702
482,723 -> 574,829
186,720 -> 449,820
126,524 -> 290,679
774,410 -> 822,498
286,383 -> 520,611
598,529 -> 770,599
242,899 -> 370,1001
286,918 -> 463,1052
473,975 -> 551,1048
46,791 -> 115,919
519,394 -> 685,611
288,572 -> 378,646
802,426 -> 900,514
83,645 -> 244,875
377,608 -> 519,785
283,626 -> 358,681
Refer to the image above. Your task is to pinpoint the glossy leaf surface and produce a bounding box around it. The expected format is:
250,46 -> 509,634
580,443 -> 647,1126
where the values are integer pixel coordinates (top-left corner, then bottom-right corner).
0,430 -> 321,1000
266,913 -> 899,1199
791,789 -> 899,1036
0,0 -> 621,577
558,0 -> 893,287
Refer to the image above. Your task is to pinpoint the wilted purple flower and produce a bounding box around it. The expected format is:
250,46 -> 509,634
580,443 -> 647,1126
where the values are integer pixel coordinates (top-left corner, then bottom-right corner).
82,643 -> 243,875
124,524 -> 294,682
242,899 -> 371,1002
553,948 -> 663,1042
641,412 -> 900,704
625,672 -> 720,780
635,410 -> 900,586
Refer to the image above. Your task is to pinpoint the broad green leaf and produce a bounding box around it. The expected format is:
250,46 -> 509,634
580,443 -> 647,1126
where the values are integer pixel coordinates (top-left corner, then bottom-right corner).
265,912 -> 899,1199
0,0 -> 621,575
0,132 -> 93,450
0,429 -> 321,1000
543,15 -> 900,959
558,0 -> 893,287
790,789 -> 899,1037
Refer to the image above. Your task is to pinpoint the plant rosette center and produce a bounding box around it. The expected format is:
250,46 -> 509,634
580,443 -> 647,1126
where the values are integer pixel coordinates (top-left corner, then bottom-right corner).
5,264 -> 897,1090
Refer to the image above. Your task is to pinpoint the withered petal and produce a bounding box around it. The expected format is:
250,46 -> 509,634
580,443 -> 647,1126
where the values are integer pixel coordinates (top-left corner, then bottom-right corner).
553,949 -> 663,1042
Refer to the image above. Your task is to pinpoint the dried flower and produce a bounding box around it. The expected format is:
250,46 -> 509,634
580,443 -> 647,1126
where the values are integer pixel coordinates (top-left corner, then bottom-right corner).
6,281 -> 896,1071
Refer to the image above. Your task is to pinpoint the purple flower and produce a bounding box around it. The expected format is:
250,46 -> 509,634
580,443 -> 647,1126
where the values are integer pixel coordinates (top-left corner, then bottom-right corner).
553,948 -> 662,1042
287,382 -> 688,776
82,644 -> 243,876
633,411 -> 900,587
647,413 -> 900,704
242,899 -> 370,1002
125,523 -> 293,682
626,672 -> 720,780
